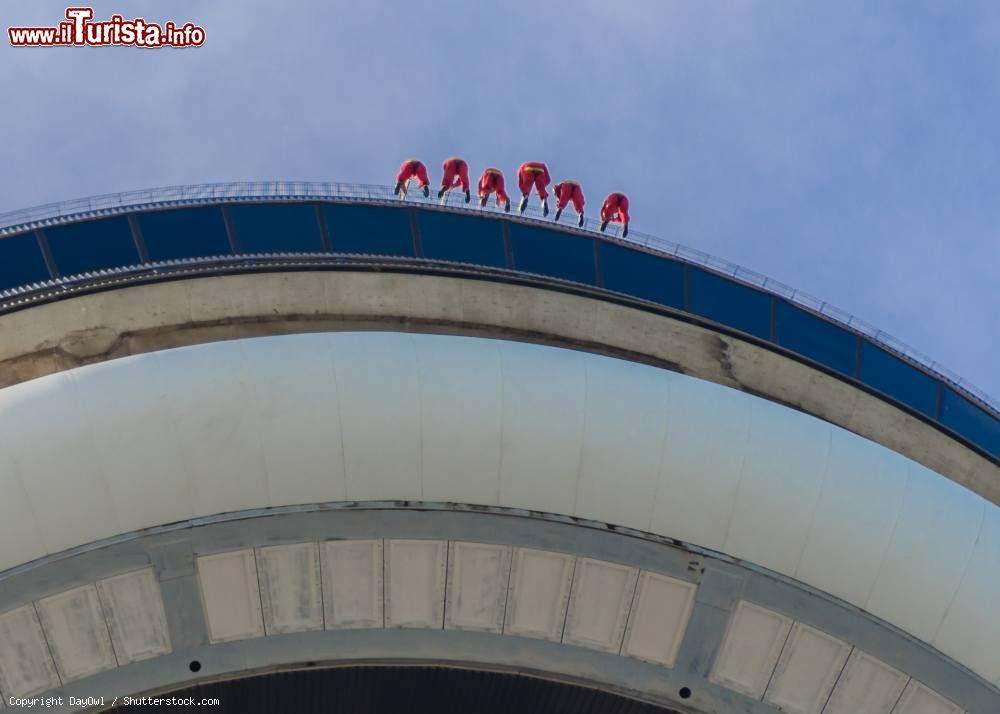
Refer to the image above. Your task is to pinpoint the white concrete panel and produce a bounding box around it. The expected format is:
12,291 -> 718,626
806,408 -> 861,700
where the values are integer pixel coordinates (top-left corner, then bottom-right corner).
0,446 -> 46,572
153,346 -> 270,518
36,585 -> 117,682
384,540 -> 447,629
723,398 -> 831,577
96,568 -> 171,665
321,540 -> 383,629
329,333 -> 422,501
710,600 -> 793,700
574,354 -> 668,530
892,680 -> 963,714
445,542 -> 511,633
795,432 -> 908,606
256,543 -> 323,635
865,462 -> 985,643
240,335 -> 347,507
496,341 -> 585,515
504,548 -> 575,642
0,374 -> 121,554
932,503 -> 1000,685
764,622 -> 852,714
69,357 -> 194,534
563,558 -> 638,653
196,549 -> 265,643
415,335 -> 502,505
621,571 -> 697,668
824,649 -> 909,714
651,375 -> 751,550
0,605 -> 60,698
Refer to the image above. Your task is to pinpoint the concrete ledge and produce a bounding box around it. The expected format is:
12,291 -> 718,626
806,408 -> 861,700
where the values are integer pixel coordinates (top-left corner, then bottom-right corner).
0,269 -> 995,503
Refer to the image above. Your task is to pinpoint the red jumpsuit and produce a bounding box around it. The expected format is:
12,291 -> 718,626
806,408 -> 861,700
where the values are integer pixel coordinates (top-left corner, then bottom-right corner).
517,162 -> 551,199
440,157 -> 471,194
395,159 -> 430,195
600,192 -> 630,236
553,181 -> 585,214
478,168 -> 510,210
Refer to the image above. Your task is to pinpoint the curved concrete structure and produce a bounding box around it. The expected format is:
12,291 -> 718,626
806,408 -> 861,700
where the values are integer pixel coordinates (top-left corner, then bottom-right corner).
0,188 -> 996,713
0,271 -> 995,505
1,332 -> 998,712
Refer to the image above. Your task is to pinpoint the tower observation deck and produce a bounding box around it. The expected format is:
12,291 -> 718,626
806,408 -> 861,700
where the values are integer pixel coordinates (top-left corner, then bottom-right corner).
0,182 -> 996,713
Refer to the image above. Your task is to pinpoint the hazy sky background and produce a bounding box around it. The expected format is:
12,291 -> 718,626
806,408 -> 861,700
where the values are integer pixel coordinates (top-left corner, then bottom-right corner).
1,1 -> 997,399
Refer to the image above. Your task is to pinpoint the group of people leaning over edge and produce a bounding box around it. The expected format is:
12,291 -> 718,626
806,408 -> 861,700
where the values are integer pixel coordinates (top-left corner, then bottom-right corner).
394,157 -> 631,237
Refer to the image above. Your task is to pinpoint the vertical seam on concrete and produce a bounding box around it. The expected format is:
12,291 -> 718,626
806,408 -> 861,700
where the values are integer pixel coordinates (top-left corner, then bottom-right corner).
863,466 -> 913,610
4,448 -> 49,558
930,499 -> 987,645
238,339 -> 274,508
494,342 -> 506,507
761,619 -> 794,701
409,332 -> 425,500
31,601 -> 63,688
645,375 -> 673,533
325,334 -> 350,501
93,583 -> 121,668
381,539 -> 388,629
150,350 -> 198,521
441,541 -> 450,630
315,541 -> 327,632
820,644 -> 854,714
571,356 -> 589,517
498,546 -> 513,635
250,548 -> 266,637
67,368 -> 125,539
889,676 -> 912,713
617,569 -> 642,656
792,426 -> 835,579
558,556 -> 578,644
718,398 -> 755,552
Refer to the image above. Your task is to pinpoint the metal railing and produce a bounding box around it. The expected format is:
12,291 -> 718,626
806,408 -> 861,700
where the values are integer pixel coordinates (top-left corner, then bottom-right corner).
0,179 -> 996,417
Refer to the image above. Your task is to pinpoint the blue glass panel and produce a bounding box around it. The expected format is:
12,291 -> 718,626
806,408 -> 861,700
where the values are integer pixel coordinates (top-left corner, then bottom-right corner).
940,389 -> 1000,459
229,204 -> 323,254
775,301 -> 856,376
687,267 -> 771,339
138,207 -> 231,261
418,211 -> 506,268
599,242 -> 684,308
0,232 -> 50,291
323,204 -> 414,257
508,224 -> 596,285
46,217 -> 138,276
859,341 -> 938,417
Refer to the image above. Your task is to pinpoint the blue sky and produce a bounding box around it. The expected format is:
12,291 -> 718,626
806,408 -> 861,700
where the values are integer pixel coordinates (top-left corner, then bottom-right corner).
1,1 -> 997,399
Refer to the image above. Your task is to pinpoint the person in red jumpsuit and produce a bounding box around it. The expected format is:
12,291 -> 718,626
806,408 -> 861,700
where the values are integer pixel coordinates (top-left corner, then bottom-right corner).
478,167 -> 511,212
517,161 -> 551,216
552,180 -> 586,227
394,159 -> 430,197
438,156 -> 472,203
600,192 -> 630,237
